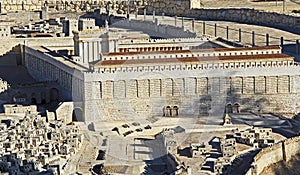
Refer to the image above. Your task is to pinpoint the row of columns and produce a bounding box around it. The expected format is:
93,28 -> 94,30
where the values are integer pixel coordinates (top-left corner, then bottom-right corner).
203,22 -> 300,55
136,10 -> 300,56
141,9 -> 196,32
119,46 -> 182,53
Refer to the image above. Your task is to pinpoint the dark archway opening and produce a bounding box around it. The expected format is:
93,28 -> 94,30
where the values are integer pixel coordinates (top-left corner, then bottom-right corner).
50,88 -> 59,102
173,106 -> 179,116
226,104 -> 233,113
72,108 -> 83,121
31,98 -> 37,105
233,103 -> 240,113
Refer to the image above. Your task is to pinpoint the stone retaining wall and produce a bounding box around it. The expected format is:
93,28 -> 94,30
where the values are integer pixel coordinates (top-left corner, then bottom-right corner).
146,0 -> 300,32
246,136 -> 300,175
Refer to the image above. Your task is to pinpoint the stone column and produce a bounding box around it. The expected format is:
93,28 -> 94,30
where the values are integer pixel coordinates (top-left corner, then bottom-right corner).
238,28 -> 242,42
155,18 -> 159,32
296,40 -> 299,55
144,8 -> 146,20
175,16 -> 177,26
252,31 -> 255,46
214,23 -> 217,37
162,12 -> 164,19
135,8 -> 138,19
127,6 -> 130,19
226,26 -> 229,40
280,37 -> 284,47
181,17 -> 184,29
192,19 -> 195,32
153,10 -> 155,22
266,33 -> 269,46
202,22 -> 206,35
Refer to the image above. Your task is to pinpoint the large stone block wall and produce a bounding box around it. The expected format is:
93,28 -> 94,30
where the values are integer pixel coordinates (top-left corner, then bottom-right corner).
21,43 -> 300,122
146,1 -> 300,31
22,46 -> 85,104
0,0 -> 105,13
253,142 -> 284,174
91,76 -> 299,100
283,136 -> 300,162
246,136 -> 300,175
82,72 -> 300,121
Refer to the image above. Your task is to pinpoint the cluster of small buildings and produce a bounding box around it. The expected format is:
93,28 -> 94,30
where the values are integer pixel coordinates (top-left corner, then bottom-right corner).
3,13 -> 99,38
187,127 -> 275,174
190,143 -> 212,158
3,104 -> 37,115
0,114 -> 83,175
227,127 -> 274,148
213,137 -> 237,174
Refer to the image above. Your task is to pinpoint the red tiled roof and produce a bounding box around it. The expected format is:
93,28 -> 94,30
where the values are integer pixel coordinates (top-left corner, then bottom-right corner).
101,46 -> 281,56
93,53 -> 291,67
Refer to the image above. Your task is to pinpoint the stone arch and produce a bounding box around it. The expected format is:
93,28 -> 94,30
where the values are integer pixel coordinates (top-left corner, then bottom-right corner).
226,103 -> 233,113
41,91 -> 46,104
31,93 -> 37,105
165,106 -> 172,117
173,106 -> 179,116
50,88 -> 59,102
233,103 -> 240,113
72,107 -> 83,121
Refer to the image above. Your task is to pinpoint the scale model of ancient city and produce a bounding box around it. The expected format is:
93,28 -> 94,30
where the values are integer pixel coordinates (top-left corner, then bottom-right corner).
1,0 -> 300,175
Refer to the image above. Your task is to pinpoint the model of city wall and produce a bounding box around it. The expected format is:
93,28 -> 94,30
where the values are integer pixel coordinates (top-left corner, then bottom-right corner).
145,0 -> 300,31
1,0 -> 300,32
245,136 -> 300,175
0,0 -> 105,12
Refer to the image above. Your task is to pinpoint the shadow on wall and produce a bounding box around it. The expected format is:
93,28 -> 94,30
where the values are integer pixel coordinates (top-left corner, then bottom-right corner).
72,107 -> 83,122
